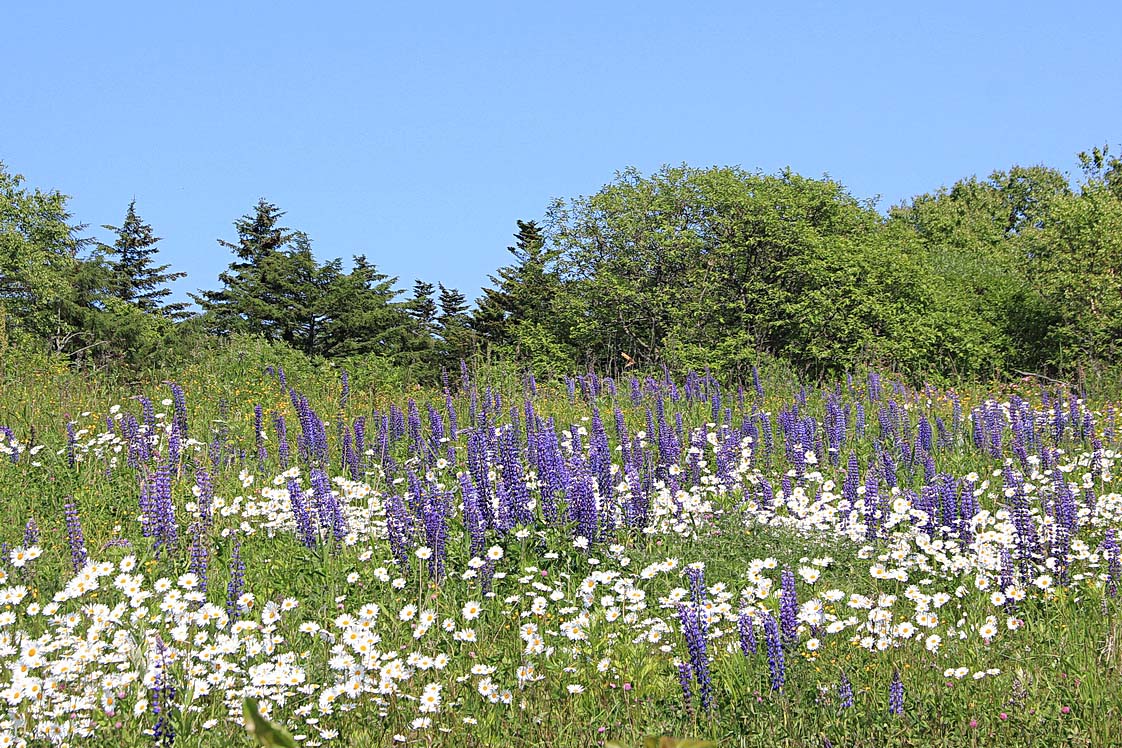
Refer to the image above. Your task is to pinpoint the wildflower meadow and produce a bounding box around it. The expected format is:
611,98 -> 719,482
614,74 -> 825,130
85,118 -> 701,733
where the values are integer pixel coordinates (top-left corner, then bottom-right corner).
0,352 -> 1119,747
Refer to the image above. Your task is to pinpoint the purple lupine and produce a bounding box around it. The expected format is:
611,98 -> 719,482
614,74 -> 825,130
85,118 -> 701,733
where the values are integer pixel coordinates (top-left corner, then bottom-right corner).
445,400 -> 460,461
685,565 -> 707,606
624,460 -> 649,528
167,426 -> 181,470
139,396 -> 155,428
838,671 -> 854,709
150,637 -> 176,747
274,413 -> 290,469
677,603 -> 714,711
311,468 -> 348,543
480,558 -> 496,595
1102,529 -> 1120,598
254,405 -> 267,467
353,416 -> 368,466
566,467 -> 599,546
384,492 -> 415,569
287,479 -> 317,549
64,501 -> 88,573
737,611 -> 758,655
65,419 -> 77,467
342,430 -> 359,480
225,541 -> 245,627
761,611 -> 785,690
155,464 -> 178,549
138,479 -> 155,538
843,452 -> 860,510
889,669 -> 904,715
421,490 -> 450,580
168,382 -> 188,436
758,477 -> 775,510
459,473 -> 486,558
23,518 -> 38,547
188,521 -> 208,593
407,399 -> 424,459
195,465 -> 213,527
677,661 -> 693,712
864,469 -> 880,540
779,567 -> 799,642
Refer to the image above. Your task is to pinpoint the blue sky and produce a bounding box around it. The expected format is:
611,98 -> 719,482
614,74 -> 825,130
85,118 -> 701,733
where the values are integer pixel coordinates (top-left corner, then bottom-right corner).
3,1 -> 1119,305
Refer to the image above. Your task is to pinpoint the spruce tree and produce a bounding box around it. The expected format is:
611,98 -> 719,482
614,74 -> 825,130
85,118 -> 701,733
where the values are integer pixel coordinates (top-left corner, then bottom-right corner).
406,280 -> 438,334
471,220 -> 557,347
101,200 -> 188,318
192,199 -> 294,337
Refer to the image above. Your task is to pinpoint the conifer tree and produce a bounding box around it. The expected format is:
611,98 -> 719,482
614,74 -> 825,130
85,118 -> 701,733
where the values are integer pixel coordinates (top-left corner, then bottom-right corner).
472,220 -> 557,347
192,199 -> 294,337
101,200 -> 188,319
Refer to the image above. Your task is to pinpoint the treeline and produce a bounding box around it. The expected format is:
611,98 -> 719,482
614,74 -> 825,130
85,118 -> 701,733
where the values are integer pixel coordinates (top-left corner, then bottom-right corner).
2,146 -> 1121,383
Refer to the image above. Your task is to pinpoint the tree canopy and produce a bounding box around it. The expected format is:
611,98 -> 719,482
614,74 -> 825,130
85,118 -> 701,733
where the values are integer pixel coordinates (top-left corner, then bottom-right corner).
4,148 -> 1122,385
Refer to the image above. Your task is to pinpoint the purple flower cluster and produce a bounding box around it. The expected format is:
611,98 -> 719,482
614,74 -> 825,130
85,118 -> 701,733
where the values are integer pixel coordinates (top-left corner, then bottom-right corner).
889,669 -> 905,715
64,501 -> 88,573
677,602 -> 713,711
761,610 -> 785,691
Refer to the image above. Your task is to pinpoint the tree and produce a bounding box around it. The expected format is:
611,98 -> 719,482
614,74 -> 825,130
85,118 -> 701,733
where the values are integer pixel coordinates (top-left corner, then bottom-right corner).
192,199 -> 295,338
1025,152 -> 1122,368
471,220 -> 561,358
406,280 -> 438,333
891,165 -> 1071,374
0,162 -> 92,351
101,200 -> 189,319
320,255 -> 415,359
435,283 -> 473,366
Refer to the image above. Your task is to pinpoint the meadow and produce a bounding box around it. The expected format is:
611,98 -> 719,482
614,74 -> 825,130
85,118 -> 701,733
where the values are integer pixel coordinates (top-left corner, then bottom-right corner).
0,345 -> 1119,747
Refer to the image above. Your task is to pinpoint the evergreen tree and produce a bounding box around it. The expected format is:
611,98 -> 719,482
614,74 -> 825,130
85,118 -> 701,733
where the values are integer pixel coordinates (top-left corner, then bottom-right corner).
321,255 -> 415,359
471,220 -> 557,348
437,283 -> 473,365
101,200 -> 188,319
437,283 -> 468,322
406,280 -> 438,333
192,199 -> 295,338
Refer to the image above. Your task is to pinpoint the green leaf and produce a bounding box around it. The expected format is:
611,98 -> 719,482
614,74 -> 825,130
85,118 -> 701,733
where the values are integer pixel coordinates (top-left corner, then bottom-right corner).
243,698 -> 297,748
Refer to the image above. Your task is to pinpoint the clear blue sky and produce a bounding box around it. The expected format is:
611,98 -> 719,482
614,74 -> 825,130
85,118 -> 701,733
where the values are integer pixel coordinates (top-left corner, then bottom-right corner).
3,1 -> 1118,306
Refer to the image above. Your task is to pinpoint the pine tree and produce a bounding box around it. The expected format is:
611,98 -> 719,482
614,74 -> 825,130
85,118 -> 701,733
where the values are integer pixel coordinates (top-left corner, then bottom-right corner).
101,200 -> 188,319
